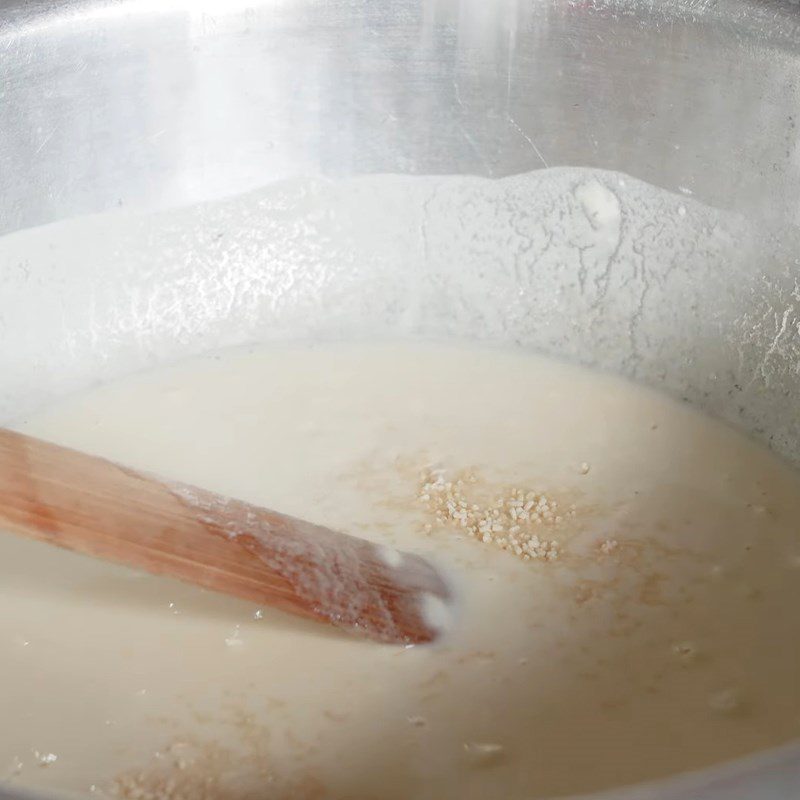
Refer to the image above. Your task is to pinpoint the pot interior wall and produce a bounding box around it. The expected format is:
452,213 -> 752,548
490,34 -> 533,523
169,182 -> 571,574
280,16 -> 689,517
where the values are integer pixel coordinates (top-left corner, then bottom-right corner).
0,169 -> 798,469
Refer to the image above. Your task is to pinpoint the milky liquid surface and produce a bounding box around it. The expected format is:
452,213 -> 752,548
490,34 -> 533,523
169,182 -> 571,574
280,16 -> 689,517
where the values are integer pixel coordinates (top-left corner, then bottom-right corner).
2,342 -> 800,799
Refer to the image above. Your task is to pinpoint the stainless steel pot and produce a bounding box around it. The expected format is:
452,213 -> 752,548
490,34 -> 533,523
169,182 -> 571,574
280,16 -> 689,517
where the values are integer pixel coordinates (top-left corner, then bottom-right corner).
1,1 -> 799,798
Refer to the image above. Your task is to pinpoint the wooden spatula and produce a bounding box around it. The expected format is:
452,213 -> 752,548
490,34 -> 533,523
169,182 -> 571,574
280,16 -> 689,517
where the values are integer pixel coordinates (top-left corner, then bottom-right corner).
0,427 -> 451,644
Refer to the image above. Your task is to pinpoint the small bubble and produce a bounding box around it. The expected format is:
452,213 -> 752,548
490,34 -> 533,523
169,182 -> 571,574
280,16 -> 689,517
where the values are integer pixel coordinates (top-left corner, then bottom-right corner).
708,688 -> 741,714
671,641 -> 698,664
579,462 -> 591,475
33,751 -> 57,767
253,609 -> 264,620
463,742 -> 505,766
225,626 -> 244,647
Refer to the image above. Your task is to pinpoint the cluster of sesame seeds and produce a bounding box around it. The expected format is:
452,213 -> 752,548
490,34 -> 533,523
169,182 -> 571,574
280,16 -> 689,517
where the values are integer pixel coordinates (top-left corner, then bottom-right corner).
417,468 -> 576,561
599,538 -> 619,555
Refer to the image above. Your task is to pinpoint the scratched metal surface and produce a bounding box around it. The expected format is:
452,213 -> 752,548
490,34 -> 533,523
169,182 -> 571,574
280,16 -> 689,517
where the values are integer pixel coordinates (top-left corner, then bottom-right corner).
2,0 -> 800,234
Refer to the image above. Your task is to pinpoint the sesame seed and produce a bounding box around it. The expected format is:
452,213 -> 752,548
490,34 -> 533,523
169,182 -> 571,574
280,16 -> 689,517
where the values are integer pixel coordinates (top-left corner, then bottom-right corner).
599,539 -> 618,555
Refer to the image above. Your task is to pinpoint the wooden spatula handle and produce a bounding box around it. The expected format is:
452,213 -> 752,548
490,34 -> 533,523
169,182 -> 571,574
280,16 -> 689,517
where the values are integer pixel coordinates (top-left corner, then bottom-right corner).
0,428 -> 449,644
0,427 -> 314,610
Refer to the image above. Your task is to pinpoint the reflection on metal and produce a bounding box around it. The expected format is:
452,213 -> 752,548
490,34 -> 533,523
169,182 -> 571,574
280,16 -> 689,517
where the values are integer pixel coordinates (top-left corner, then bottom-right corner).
2,0 -> 800,234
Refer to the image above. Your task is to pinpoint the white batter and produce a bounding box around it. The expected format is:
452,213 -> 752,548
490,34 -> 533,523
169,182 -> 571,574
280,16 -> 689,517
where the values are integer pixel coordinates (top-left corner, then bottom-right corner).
2,342 -> 800,799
